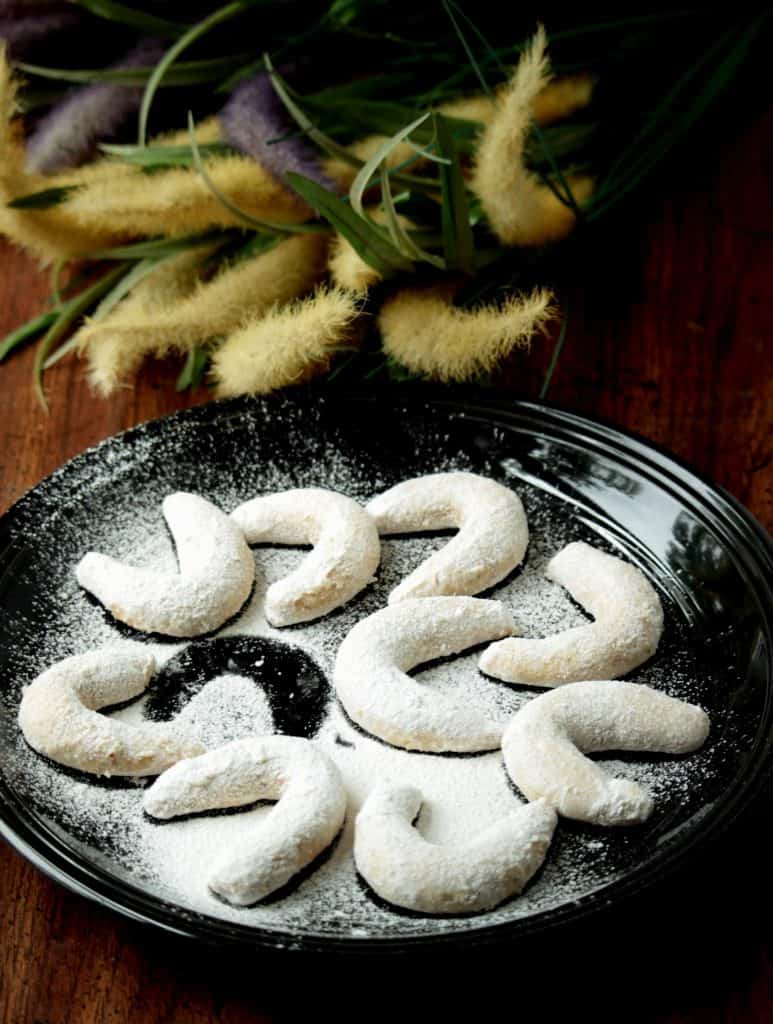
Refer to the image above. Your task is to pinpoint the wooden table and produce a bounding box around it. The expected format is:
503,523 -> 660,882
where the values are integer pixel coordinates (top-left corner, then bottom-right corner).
1,109 -> 771,1023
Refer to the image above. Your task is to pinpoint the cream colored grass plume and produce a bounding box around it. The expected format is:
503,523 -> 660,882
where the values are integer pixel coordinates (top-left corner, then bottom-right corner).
212,287 -> 359,397
0,51 -> 308,260
328,207 -> 413,294
60,152 -> 310,238
379,283 -> 554,381
81,234 -> 327,395
84,248 -> 208,395
471,27 -> 594,247
532,73 -> 595,125
0,47 -> 125,260
324,71 -> 594,193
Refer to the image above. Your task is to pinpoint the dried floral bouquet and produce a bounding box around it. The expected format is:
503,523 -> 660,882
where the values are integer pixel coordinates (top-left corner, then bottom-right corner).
0,3 -> 766,406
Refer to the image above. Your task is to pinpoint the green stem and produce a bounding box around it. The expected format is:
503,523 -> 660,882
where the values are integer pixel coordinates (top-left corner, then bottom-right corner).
138,0 -> 262,146
73,0 -> 185,37
540,297 -> 569,400
33,264 -> 129,410
176,346 -> 210,391
529,118 -> 582,220
187,113 -> 326,235
588,15 -> 765,219
440,0 -> 491,95
0,311 -> 59,363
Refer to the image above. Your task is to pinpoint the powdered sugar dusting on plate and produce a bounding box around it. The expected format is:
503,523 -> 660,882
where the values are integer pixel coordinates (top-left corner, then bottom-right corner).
0,398 -> 732,941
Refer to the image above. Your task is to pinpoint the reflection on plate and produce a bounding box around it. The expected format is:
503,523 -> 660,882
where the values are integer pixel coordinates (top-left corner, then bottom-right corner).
0,394 -> 770,953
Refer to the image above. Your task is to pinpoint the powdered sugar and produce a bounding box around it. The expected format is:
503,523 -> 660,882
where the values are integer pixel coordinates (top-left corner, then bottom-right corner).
0,398 -> 731,942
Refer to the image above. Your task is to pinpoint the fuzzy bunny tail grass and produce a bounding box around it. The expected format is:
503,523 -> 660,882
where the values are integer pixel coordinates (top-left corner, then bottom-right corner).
323,135 -> 416,193
83,248 -> 209,396
379,283 -> 554,381
322,71 -> 593,193
437,74 -> 593,129
471,27 -> 593,247
78,233 -> 328,377
212,287 -> 359,397
0,47 -> 121,260
1,47 -> 306,259
328,231 -> 381,293
532,72 -> 595,125
62,152 -> 311,237
328,208 -> 412,294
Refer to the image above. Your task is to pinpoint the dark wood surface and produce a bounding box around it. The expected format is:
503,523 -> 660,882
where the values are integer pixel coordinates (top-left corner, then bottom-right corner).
0,108 -> 771,1023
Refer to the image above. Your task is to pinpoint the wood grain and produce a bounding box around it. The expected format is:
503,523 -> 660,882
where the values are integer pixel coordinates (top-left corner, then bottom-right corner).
0,107 -> 771,1023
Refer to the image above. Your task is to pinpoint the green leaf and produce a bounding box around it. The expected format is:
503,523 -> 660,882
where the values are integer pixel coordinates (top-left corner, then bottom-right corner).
0,311 -> 59,363
265,55 -> 368,171
325,0 -> 363,27
226,232 -> 281,264
386,357 -> 422,382
15,87 -> 70,112
138,1 -> 264,146
176,346 -> 209,391
419,12 -> 705,105
73,0 -> 185,37
7,186 -> 79,210
315,97 -> 482,155
33,264 -> 129,409
379,163 -> 444,269
43,264 -> 157,370
82,231 -> 229,261
93,258 -> 161,321
99,141 -> 232,168
217,56 -> 266,93
50,258 -> 66,306
525,122 -> 597,168
433,113 -> 474,274
265,56 -> 437,192
349,111 -> 430,219
17,55 -> 251,87
285,172 -> 413,276
588,14 -> 766,219
528,117 -> 583,220
440,0 -> 491,94
186,112 -> 326,236
302,76 -> 413,109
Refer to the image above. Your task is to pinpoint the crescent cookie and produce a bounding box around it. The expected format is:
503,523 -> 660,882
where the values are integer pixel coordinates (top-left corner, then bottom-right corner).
502,680 -> 710,826
480,541 -> 664,685
334,596 -> 515,753
18,644 -> 204,777
231,488 -> 381,627
354,784 -> 557,914
143,736 -> 346,906
76,492 -> 254,638
366,472 -> 528,602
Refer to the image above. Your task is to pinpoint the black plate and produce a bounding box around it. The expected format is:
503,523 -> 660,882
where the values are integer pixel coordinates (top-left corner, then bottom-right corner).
0,393 -> 771,954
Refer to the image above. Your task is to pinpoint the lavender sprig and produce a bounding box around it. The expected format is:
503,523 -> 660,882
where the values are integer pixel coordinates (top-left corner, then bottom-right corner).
0,7 -> 80,59
25,37 -> 165,173
220,71 -> 336,191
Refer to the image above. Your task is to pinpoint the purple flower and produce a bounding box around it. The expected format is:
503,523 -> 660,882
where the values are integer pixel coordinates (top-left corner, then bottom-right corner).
0,9 -> 80,58
220,71 -> 337,191
25,37 -> 165,173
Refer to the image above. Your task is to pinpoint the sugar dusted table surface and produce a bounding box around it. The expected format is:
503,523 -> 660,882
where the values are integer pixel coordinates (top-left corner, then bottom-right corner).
1,106 -> 772,1023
